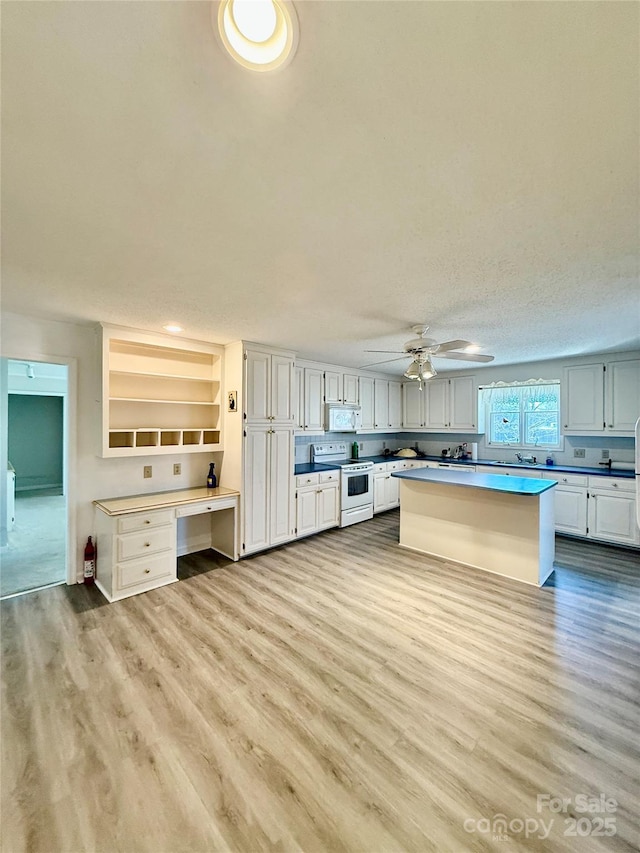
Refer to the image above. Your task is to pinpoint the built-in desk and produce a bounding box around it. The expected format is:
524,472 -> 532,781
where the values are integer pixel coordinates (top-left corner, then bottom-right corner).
392,468 -> 556,586
93,486 -> 239,602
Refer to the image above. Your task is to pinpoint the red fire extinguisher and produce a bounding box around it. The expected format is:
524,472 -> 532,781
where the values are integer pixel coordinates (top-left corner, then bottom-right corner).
84,536 -> 96,585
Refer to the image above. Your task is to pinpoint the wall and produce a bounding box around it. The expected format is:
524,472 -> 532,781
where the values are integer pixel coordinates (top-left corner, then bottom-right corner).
8,395 -> 64,491
295,350 -> 638,469
2,311 -> 636,581
1,312 -> 224,581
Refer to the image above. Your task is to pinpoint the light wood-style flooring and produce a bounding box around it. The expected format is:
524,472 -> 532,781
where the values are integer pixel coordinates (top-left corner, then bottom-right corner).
2,511 -> 639,852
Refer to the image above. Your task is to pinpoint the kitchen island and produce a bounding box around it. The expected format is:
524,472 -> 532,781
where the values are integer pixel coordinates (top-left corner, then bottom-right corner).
391,468 -> 557,586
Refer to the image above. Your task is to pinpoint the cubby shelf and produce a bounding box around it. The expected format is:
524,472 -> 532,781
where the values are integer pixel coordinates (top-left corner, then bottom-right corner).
101,326 -> 224,458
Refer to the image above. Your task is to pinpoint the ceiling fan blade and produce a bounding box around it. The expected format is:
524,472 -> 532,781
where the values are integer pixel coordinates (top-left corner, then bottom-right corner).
434,351 -> 495,363
434,339 -> 472,353
364,350 -> 405,354
358,356 -> 410,369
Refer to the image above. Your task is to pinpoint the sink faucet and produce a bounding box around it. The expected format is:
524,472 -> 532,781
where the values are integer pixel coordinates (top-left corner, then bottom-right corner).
516,452 -> 523,462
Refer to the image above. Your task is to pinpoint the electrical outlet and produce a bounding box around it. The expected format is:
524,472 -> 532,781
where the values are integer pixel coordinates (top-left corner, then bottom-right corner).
359,442 -> 363,452
573,448 -> 586,458
601,449 -> 610,460
173,463 -> 181,475
143,465 -> 152,478
382,441 -> 386,449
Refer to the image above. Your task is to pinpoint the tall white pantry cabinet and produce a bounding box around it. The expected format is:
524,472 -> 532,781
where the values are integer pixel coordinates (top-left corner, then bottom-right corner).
224,343 -> 296,556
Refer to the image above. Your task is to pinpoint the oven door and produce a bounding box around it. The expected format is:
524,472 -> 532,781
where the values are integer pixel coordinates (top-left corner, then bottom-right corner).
341,469 -> 372,510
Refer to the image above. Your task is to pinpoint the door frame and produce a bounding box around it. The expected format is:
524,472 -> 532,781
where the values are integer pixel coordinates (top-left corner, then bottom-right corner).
1,353 -> 78,586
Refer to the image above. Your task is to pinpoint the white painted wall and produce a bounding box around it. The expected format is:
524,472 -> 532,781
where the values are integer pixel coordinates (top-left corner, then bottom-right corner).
295,350 -> 639,469
2,311 -> 636,581
1,312 -> 223,581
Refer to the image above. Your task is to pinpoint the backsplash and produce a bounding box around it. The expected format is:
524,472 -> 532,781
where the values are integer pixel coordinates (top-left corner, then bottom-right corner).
295,431 -> 635,468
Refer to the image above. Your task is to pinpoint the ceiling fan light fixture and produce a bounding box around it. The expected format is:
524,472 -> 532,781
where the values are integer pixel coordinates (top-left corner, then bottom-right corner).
419,356 -> 436,380
403,361 -> 422,380
404,356 -> 437,381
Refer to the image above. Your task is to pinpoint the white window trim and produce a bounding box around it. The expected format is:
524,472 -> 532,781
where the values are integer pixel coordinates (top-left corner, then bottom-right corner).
480,379 -> 564,451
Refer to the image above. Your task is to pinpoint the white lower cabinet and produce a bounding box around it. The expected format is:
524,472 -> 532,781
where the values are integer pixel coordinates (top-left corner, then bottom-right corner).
94,507 -> 177,602
295,471 -> 339,538
587,476 -> 639,547
243,426 -> 295,555
373,462 -> 400,513
542,472 -> 588,536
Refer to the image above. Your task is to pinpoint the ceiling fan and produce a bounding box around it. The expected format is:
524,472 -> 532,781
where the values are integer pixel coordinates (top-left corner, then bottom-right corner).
360,324 -> 494,387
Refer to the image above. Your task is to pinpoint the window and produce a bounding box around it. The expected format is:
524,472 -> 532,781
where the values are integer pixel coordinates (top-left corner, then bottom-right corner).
482,382 -> 561,449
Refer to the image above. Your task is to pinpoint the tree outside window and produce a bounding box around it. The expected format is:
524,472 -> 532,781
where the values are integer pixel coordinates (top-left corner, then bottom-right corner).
483,382 -> 561,449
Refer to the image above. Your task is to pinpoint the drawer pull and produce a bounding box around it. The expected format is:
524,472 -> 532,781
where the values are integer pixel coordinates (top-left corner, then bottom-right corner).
144,519 -> 151,524
207,506 -> 212,510
144,568 -> 151,574
612,483 -> 618,488
145,542 -> 151,547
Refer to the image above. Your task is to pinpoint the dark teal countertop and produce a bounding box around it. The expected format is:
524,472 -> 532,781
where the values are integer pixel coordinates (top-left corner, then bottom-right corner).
391,467 -> 557,496
295,455 -> 633,478
295,462 -> 341,475
358,454 -> 633,478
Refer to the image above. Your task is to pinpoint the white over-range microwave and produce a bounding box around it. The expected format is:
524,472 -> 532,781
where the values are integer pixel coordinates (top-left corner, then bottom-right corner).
325,404 -> 362,432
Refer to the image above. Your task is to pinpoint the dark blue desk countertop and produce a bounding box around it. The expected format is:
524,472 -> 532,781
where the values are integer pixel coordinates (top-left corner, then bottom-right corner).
391,467 -> 557,496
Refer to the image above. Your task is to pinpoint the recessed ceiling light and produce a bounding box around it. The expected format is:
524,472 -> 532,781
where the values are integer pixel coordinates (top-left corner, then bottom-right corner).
163,324 -> 183,334
215,0 -> 299,73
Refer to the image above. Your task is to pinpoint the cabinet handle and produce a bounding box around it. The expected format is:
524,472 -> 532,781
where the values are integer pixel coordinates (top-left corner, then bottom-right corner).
144,520 -> 151,525
612,483 -> 618,488
207,506 -> 212,510
564,424 -> 568,428
144,542 -> 151,547
609,424 -> 613,428
144,568 -> 151,574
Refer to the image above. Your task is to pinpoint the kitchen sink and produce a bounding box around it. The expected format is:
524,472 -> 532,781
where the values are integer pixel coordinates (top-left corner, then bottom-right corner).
492,460 -> 541,467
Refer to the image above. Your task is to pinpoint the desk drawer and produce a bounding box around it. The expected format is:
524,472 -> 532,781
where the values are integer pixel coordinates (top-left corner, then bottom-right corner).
175,498 -> 237,518
117,552 -> 175,590
117,526 -> 174,562
117,509 -> 173,534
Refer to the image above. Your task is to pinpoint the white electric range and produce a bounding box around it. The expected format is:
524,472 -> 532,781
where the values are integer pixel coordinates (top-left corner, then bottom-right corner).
311,443 -> 374,527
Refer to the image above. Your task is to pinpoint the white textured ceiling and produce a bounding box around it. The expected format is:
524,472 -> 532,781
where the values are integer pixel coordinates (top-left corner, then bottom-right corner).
2,1 -> 639,374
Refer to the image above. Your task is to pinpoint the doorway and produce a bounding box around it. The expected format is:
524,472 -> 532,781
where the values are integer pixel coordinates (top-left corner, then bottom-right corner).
1,359 -> 69,597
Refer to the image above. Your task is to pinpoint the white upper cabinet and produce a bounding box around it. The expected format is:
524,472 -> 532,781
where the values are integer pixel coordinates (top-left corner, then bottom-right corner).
245,348 -> 294,424
413,376 -> 478,432
424,379 -> 449,430
343,373 -> 359,405
324,370 -> 342,404
359,376 -> 375,430
448,376 -> 477,431
402,382 -> 424,428
373,379 -> 389,430
294,366 -> 304,431
372,379 -> 402,430
304,368 -> 324,432
388,382 -> 402,429
563,358 -> 639,435
324,369 -> 359,404
562,363 -> 604,432
607,359 -> 640,432
294,365 -> 324,432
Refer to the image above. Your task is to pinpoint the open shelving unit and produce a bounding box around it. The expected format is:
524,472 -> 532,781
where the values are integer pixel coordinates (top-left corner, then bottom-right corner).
100,326 -> 224,457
